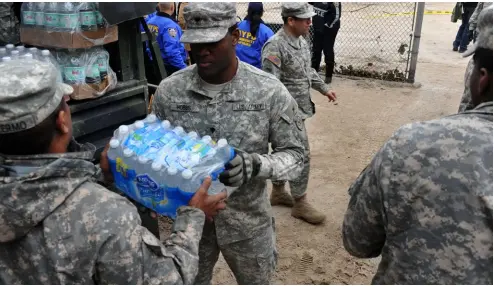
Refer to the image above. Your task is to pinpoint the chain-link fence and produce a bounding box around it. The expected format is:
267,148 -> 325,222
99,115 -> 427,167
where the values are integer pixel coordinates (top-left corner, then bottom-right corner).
236,2 -> 418,82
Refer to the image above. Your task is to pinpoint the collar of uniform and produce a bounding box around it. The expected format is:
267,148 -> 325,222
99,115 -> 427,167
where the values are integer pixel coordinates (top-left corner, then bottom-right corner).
185,58 -> 244,101
280,27 -> 302,49
471,101 -> 493,114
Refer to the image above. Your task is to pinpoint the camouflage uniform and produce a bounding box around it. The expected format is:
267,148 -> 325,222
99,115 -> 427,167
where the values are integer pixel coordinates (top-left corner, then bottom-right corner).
261,3 -> 329,224
152,4 -> 305,283
343,9 -> 493,282
0,60 -> 206,284
0,2 -> 19,46
343,103 -> 493,284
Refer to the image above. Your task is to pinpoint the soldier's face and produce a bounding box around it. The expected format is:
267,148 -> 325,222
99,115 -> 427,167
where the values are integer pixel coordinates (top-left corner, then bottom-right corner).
191,29 -> 240,80
288,17 -> 312,36
469,56 -> 492,106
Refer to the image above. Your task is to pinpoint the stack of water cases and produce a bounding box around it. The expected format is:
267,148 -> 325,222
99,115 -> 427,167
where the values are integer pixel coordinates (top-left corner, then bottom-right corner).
108,114 -> 237,218
19,2 -> 118,100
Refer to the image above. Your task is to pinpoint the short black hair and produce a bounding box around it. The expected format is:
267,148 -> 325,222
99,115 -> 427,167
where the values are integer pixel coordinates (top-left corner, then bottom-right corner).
0,101 -> 63,156
282,16 -> 288,24
473,48 -> 493,73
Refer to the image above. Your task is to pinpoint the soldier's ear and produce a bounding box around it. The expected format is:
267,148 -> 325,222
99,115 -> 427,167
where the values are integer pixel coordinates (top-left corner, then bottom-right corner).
478,67 -> 491,96
231,28 -> 239,46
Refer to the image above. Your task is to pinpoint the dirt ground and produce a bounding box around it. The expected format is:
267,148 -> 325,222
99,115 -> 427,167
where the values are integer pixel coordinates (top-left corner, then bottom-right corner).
159,2 -> 471,284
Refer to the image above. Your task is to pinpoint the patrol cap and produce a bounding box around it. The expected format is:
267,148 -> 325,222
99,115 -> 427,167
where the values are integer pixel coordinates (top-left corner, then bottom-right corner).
281,2 -> 316,19
0,59 -> 73,135
463,5 -> 493,57
181,2 -> 237,44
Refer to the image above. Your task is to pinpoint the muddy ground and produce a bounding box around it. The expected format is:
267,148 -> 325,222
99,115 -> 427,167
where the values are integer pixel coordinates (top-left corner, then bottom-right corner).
159,2 -> 470,284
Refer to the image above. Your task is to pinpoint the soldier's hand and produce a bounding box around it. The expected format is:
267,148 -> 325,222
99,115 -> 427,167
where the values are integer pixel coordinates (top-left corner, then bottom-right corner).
189,177 -> 227,220
219,150 -> 262,187
324,90 -> 337,102
100,142 -> 114,184
468,29 -> 475,42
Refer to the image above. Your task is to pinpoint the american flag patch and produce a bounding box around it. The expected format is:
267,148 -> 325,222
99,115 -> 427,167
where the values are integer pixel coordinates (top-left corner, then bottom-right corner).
267,55 -> 281,67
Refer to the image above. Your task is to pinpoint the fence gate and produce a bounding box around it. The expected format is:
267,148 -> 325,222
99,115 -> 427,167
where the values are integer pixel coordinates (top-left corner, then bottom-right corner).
236,2 -> 421,83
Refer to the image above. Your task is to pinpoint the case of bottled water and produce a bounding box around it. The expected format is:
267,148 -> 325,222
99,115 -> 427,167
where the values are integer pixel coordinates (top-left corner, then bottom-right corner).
107,114 -> 237,218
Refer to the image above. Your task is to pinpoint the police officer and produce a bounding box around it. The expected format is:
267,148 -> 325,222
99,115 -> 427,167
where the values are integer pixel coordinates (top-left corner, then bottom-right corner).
343,6 -> 493,284
261,2 -> 336,225
309,2 -> 341,84
152,3 -> 305,284
146,2 -> 188,76
0,59 -> 227,284
236,2 -> 274,69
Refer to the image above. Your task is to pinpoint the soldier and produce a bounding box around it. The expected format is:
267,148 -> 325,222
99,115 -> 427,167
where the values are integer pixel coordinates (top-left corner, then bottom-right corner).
261,2 -> 336,225
458,3 -> 490,113
152,3 -> 305,284
0,59 -> 227,284
342,6 -> 493,284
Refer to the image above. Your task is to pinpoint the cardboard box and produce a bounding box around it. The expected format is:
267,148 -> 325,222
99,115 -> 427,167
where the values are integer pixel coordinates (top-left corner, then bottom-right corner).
20,26 -> 118,49
70,75 -> 114,101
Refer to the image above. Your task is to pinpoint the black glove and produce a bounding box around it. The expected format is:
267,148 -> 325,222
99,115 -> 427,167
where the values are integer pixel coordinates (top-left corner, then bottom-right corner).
219,150 -> 261,187
468,30 -> 475,42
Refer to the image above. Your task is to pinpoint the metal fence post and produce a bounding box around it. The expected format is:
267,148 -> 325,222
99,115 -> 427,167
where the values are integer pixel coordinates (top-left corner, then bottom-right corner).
407,2 -> 425,83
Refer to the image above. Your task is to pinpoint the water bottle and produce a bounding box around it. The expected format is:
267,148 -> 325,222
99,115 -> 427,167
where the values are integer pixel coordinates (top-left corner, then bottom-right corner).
122,148 -> 139,199
84,49 -> 101,85
151,161 -> 166,203
23,53 -> 34,60
5,44 -> 14,53
2,57 -> 12,62
179,169 -> 198,201
16,46 -> 25,56
63,50 -> 85,85
95,2 -> 105,29
216,139 -> 235,161
95,47 -> 109,80
40,50 -> 52,63
79,2 -> 97,32
173,126 -> 185,136
114,125 -> 130,143
59,2 -> 80,32
134,156 -> 154,201
107,139 -> 120,161
44,2 -> 60,31
34,2 -> 45,29
131,120 -> 145,132
28,47 -> 38,58
165,166 -> 181,200
145,113 -> 158,124
21,2 -> 36,26
10,50 -> 20,60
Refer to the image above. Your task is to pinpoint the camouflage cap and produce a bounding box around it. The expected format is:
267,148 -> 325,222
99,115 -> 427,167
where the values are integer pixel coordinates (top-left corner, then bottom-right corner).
0,59 -> 73,134
181,2 -> 237,44
463,4 -> 493,57
281,2 -> 316,19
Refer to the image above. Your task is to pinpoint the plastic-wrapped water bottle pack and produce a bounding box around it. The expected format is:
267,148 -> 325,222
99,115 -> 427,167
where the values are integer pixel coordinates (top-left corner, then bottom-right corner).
107,114 -> 236,218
